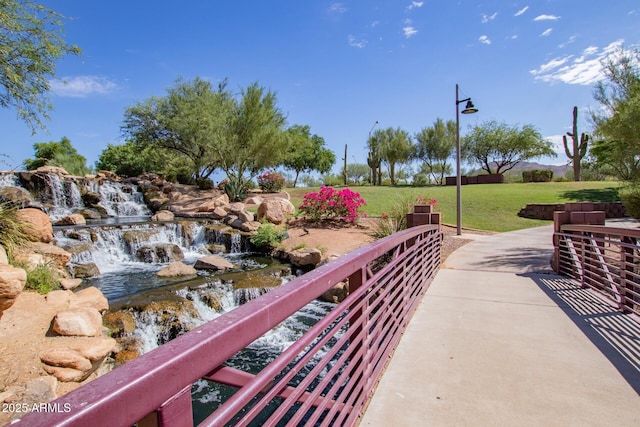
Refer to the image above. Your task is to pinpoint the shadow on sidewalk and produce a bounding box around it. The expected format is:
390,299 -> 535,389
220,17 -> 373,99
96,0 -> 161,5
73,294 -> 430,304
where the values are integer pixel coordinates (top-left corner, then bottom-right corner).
527,273 -> 640,394
464,247 -> 554,273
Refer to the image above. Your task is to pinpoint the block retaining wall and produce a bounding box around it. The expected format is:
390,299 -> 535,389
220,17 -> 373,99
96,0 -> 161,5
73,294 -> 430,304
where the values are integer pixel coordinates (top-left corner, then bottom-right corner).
518,202 -> 626,220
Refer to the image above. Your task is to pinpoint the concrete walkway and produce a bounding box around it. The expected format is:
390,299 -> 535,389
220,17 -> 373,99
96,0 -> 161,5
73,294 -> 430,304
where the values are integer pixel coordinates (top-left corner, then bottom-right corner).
360,225 -> 640,427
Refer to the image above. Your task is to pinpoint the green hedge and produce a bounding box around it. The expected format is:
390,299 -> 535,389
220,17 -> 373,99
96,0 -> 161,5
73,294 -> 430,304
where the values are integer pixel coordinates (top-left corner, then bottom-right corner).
522,170 -> 553,183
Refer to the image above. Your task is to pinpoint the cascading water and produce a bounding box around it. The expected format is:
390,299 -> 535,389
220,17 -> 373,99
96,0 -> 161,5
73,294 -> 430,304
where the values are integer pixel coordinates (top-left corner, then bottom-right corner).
92,180 -> 150,217
4,170 -> 338,423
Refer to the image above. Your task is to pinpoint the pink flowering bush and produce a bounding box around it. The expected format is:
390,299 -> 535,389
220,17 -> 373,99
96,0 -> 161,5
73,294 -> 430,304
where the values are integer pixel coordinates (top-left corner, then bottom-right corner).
258,171 -> 286,193
299,186 -> 366,223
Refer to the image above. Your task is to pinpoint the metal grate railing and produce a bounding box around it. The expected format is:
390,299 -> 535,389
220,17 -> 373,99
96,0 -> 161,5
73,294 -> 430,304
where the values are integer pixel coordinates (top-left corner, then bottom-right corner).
555,224 -> 640,323
15,224 -> 441,427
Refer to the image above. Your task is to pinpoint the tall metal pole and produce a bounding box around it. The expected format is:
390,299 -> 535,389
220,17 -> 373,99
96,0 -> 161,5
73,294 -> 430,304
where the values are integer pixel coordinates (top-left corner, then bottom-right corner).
456,84 -> 462,236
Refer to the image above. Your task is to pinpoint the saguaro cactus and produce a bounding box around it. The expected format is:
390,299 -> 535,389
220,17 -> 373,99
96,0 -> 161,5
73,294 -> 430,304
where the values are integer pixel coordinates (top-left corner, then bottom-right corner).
563,106 -> 589,181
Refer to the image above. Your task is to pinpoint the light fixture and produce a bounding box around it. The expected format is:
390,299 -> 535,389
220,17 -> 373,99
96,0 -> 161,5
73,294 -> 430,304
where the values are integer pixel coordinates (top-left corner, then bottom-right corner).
455,84 -> 478,236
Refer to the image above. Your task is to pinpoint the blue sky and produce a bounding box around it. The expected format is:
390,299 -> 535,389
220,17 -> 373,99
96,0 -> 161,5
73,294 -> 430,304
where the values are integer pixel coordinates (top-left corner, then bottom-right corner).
2,1 -> 639,177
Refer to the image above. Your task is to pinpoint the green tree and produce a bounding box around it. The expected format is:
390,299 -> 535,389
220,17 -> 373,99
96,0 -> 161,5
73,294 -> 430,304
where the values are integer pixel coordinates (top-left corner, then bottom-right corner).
216,82 -> 288,189
590,48 -> 640,182
344,162 -> 370,185
413,118 -> 456,185
122,77 -> 232,180
462,120 -> 555,174
95,141 -> 169,177
377,127 -> 413,186
283,125 -> 335,187
23,136 -> 90,175
1,1 -> 80,132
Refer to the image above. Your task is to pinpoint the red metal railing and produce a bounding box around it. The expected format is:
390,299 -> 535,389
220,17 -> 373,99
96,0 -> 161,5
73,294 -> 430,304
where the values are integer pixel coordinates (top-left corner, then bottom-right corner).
15,224 -> 441,427
555,224 -> 640,323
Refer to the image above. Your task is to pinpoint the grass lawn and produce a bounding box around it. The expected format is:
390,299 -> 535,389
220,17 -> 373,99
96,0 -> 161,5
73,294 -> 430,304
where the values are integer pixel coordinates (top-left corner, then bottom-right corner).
286,181 -> 625,232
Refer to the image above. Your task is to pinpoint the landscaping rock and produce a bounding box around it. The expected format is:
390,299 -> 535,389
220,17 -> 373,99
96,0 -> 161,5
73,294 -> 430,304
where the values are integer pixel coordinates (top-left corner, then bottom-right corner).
40,349 -> 92,371
257,198 -> 295,225
136,243 -> 184,263
46,290 -> 74,308
0,264 -> 27,314
103,311 -> 136,337
52,307 -> 103,337
71,286 -> 109,312
151,210 -> 174,221
194,255 -> 235,271
0,246 -> 7,265
320,281 -> 349,304
157,261 -> 198,277
15,208 -> 53,243
0,185 -> 33,207
71,337 -> 117,362
55,214 -> 86,226
289,248 -> 322,267
24,376 -> 57,404
59,278 -> 82,290
72,262 -> 100,278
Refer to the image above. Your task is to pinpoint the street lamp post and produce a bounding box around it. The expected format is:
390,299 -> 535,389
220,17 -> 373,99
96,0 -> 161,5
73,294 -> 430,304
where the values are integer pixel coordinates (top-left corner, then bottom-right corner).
455,84 -> 478,236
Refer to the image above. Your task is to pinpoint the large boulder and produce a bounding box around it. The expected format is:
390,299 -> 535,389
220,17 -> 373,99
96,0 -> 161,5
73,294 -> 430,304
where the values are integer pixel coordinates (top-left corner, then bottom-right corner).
27,242 -> 72,270
52,307 -> 103,337
35,165 -> 69,175
289,248 -> 322,267
54,214 -> 86,226
0,185 -> 33,207
71,286 -> 109,312
71,262 -> 100,278
15,208 -> 53,243
194,255 -> 235,271
157,262 -> 197,277
135,243 -> 184,263
257,198 -> 295,225
0,264 -> 27,315
151,210 -> 174,221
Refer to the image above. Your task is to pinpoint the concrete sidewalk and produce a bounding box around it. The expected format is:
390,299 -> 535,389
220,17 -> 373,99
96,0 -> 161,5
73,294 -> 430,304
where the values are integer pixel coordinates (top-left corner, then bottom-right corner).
360,225 -> 640,427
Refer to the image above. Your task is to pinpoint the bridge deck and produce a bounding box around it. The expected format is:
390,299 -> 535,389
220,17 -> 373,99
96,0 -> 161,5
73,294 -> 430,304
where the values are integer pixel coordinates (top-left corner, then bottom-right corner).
360,225 -> 640,426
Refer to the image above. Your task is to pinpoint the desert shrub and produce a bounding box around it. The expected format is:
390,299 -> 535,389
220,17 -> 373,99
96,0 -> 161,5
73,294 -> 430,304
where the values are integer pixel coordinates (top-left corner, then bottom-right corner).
196,177 -> 214,190
224,177 -> 249,202
522,170 -> 553,183
250,223 -> 288,249
621,186 -> 640,220
298,187 -> 366,224
0,202 -> 29,260
258,171 -> 286,193
321,173 -> 343,187
17,261 -> 61,295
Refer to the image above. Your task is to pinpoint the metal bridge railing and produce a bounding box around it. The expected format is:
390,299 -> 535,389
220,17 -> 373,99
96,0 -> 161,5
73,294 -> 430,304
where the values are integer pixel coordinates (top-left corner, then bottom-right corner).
15,223 -> 442,427
555,224 -> 640,323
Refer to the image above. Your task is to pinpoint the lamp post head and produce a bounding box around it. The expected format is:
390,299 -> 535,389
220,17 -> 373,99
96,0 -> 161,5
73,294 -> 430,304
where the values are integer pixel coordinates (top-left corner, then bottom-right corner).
461,100 -> 478,114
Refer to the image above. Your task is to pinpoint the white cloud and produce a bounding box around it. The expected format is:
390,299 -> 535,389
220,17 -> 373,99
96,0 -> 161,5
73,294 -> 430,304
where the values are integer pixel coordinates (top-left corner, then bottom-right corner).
329,3 -> 347,14
515,6 -> 529,16
348,35 -> 368,48
402,18 -> 418,38
508,34 -> 518,40
534,14 -> 560,21
482,12 -> 498,23
541,28 -> 553,37
530,39 -> 626,85
403,26 -> 418,38
49,76 -> 118,98
407,1 -> 424,10
559,35 -> 577,48
479,35 -> 491,45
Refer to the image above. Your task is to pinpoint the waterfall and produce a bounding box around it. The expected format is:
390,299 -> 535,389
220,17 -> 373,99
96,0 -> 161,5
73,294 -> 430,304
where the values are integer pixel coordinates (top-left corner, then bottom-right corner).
94,181 -> 150,217
55,222 -> 211,274
230,233 -> 242,253
43,175 -> 84,220
0,172 -> 18,187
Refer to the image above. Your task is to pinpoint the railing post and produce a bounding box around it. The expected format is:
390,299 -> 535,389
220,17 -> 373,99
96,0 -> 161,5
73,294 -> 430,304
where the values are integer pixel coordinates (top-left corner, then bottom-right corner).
621,236 -> 638,314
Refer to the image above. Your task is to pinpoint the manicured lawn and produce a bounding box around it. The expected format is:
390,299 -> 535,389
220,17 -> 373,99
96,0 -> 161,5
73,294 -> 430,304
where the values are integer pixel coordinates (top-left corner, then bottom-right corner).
287,181 -> 624,232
